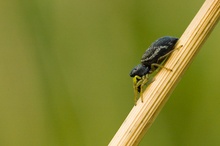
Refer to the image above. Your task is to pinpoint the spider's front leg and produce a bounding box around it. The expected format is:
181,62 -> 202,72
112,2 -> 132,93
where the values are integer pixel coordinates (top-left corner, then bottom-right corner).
133,75 -> 142,105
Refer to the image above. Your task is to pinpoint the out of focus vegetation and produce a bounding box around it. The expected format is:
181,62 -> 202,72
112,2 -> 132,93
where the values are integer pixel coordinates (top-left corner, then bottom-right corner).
0,0 -> 219,145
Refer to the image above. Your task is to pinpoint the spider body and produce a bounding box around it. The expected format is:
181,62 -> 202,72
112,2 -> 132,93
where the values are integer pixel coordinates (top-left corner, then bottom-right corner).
130,36 -> 179,105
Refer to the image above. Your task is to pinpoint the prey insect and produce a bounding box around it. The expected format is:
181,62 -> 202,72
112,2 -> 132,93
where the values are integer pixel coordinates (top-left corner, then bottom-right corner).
130,36 -> 179,105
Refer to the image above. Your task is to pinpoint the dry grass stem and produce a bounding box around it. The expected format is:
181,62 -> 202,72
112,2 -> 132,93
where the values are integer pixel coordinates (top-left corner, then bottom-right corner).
109,0 -> 220,145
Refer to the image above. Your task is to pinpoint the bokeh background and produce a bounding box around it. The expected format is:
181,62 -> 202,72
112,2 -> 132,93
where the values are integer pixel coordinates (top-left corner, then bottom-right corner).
0,0 -> 220,145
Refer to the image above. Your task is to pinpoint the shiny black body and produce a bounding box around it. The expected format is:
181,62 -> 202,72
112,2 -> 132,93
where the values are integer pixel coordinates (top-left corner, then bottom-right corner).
130,36 -> 178,93
141,36 -> 178,66
130,64 -> 150,77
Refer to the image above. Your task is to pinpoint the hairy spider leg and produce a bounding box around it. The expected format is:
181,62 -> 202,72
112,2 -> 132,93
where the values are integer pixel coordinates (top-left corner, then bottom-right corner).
133,75 -> 142,105
139,74 -> 149,102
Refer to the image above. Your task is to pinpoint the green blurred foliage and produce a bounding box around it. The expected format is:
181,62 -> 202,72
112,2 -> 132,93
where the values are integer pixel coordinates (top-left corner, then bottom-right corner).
0,0 -> 219,145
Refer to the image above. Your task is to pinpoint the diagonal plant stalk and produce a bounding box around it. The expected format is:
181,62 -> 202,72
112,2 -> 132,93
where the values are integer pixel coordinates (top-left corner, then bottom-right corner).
109,0 -> 220,145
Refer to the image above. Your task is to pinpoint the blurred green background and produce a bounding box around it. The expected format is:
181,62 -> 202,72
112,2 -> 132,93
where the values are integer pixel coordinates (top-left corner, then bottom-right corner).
0,0 -> 219,145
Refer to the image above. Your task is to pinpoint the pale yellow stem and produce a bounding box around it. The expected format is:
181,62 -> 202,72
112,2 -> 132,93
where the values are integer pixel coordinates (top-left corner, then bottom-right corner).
109,0 -> 220,145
